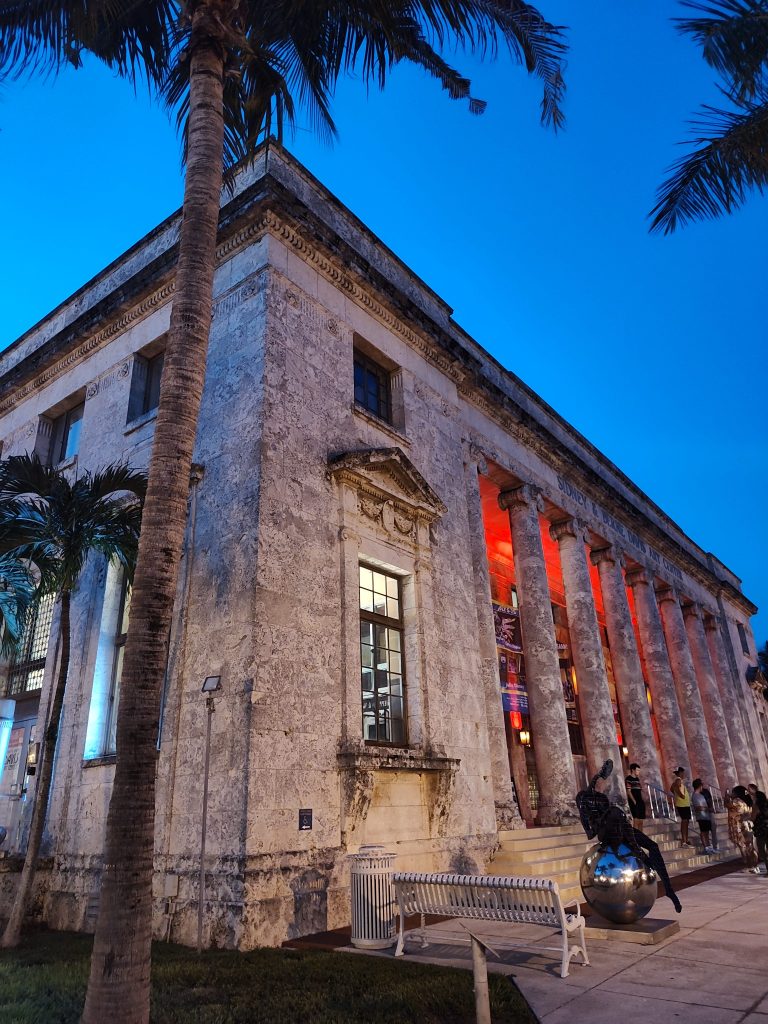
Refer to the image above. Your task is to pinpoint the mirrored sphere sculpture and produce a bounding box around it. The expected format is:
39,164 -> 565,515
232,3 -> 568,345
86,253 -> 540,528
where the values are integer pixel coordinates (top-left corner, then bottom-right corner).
579,842 -> 658,924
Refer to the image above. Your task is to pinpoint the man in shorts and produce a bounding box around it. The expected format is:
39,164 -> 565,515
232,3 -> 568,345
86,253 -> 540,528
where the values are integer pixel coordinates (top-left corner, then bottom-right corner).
691,778 -> 714,853
671,766 -> 692,847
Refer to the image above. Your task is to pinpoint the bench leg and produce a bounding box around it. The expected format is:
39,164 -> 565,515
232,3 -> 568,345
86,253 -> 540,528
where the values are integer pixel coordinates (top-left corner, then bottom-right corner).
395,906 -> 405,957
560,923 -> 590,978
419,912 -> 429,949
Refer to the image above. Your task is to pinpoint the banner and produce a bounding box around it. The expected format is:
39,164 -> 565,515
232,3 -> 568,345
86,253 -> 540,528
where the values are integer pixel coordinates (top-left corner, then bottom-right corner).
493,602 -> 523,652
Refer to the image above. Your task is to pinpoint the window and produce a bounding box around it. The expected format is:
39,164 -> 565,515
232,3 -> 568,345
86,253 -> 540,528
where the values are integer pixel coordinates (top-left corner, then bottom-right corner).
359,565 -> 406,744
142,352 -> 164,416
354,350 -> 391,423
50,403 -> 84,463
126,349 -> 165,423
2,593 -> 54,697
737,622 -> 750,656
105,572 -> 131,754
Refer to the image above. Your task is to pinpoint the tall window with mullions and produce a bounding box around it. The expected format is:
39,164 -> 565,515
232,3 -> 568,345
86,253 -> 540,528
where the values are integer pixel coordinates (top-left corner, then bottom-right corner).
105,572 -> 131,755
359,565 -> 406,744
2,593 -> 55,697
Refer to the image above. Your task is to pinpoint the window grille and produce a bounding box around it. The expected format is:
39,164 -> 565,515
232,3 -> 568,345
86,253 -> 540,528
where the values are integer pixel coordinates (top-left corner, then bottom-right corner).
3,593 -> 55,697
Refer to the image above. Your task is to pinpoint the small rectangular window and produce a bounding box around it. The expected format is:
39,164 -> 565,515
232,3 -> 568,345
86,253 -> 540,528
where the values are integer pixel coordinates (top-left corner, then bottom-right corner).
354,350 -> 391,423
142,352 -> 164,416
359,565 -> 406,745
51,403 -> 84,463
126,349 -> 165,424
737,622 -> 750,656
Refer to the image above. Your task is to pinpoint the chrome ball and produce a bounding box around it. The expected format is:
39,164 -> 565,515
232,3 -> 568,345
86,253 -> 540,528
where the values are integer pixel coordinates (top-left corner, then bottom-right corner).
579,842 -> 658,924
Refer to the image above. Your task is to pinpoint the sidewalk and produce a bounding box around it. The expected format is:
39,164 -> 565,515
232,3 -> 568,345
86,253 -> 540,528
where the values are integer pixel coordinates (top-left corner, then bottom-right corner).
349,870 -> 768,1024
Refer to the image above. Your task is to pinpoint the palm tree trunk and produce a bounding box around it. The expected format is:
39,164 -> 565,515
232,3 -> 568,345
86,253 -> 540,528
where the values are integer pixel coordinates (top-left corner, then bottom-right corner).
82,27 -> 226,1024
2,590 -> 71,948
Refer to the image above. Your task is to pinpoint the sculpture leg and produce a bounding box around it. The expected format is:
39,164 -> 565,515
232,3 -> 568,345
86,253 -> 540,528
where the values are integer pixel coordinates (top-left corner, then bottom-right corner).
633,828 -> 682,913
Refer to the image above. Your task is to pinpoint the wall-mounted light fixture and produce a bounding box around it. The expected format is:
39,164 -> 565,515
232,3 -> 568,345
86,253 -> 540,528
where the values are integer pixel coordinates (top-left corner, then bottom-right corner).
622,746 -> 629,757
519,730 -> 531,747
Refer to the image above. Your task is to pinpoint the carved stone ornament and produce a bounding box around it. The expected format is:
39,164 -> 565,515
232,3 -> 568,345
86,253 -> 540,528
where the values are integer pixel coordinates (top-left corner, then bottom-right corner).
337,743 -> 460,837
328,447 -> 446,543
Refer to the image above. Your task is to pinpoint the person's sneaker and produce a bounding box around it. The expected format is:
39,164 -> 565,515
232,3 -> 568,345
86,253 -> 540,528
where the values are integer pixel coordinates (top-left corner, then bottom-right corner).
705,847 -> 714,854
711,846 -> 719,852
681,841 -> 692,848
750,867 -> 761,874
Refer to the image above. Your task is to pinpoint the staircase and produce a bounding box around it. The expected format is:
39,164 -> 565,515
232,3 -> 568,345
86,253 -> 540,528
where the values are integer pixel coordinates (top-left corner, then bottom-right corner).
488,813 -> 738,906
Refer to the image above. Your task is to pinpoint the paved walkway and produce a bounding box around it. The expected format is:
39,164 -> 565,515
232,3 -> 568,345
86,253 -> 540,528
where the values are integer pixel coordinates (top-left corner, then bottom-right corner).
349,870 -> 768,1023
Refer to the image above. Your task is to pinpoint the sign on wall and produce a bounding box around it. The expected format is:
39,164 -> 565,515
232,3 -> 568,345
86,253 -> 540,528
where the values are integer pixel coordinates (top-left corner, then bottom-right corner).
0,727 -> 24,795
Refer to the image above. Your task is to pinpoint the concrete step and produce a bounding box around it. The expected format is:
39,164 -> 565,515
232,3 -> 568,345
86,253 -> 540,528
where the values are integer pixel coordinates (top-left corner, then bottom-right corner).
489,822 -> 740,896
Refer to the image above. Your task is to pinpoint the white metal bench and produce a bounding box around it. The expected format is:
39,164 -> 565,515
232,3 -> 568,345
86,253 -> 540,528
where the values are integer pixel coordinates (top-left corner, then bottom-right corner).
392,871 -> 589,978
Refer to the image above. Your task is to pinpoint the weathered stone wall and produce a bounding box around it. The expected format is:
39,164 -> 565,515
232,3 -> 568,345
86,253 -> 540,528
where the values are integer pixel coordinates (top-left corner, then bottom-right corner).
0,144 -> 764,948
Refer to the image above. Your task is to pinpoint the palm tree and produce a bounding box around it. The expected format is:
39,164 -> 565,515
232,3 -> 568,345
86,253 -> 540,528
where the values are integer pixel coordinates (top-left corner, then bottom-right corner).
0,455 -> 146,949
1,4 -> 567,1019
651,0 -> 768,232
0,550 -> 38,656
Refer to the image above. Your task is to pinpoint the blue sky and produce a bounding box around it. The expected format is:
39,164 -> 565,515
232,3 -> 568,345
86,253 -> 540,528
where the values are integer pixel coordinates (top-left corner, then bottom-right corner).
1,2 -> 766,644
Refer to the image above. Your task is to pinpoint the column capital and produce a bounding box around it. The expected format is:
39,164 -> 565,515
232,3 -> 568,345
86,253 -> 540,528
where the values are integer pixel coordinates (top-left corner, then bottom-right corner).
655,583 -> 680,605
549,517 -> 588,544
682,602 -> 703,622
625,566 -> 650,589
590,544 -> 624,569
703,614 -> 721,633
498,483 -> 543,514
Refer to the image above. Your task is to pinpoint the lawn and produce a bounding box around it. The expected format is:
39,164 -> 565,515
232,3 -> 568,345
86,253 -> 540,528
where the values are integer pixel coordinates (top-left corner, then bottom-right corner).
0,930 -> 537,1024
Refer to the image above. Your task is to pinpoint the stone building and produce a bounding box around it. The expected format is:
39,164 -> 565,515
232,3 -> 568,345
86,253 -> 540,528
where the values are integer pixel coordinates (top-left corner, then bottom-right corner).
0,145 -> 766,946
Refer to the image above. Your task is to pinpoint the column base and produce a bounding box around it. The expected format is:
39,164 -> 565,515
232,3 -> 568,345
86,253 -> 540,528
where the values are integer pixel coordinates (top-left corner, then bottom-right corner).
495,800 -> 524,830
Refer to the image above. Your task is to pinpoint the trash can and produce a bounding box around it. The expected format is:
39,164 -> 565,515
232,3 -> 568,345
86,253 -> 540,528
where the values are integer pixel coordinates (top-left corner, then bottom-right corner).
349,845 -> 396,949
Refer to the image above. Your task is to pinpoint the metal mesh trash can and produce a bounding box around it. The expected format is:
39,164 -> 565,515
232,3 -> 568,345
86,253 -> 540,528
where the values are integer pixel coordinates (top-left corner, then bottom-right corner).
349,845 -> 396,949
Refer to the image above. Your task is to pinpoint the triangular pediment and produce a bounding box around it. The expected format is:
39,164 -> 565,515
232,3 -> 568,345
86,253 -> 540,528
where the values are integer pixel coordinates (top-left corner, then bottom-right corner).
328,447 -> 446,520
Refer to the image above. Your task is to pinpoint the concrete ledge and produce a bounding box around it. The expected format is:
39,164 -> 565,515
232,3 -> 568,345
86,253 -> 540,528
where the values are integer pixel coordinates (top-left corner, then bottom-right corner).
584,915 -> 680,944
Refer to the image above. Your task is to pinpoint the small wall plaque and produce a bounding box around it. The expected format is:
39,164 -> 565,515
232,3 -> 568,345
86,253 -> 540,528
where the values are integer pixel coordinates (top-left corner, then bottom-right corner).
299,808 -> 313,831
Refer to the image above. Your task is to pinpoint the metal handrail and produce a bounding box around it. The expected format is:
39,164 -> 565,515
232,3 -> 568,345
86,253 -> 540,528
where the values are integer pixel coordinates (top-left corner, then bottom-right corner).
646,783 -> 676,821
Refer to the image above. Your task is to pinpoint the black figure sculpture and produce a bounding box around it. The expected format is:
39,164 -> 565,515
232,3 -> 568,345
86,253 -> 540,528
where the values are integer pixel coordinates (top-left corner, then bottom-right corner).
576,759 -> 682,920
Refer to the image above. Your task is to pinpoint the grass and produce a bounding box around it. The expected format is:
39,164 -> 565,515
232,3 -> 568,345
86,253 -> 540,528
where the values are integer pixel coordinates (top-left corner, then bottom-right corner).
0,930 -> 537,1024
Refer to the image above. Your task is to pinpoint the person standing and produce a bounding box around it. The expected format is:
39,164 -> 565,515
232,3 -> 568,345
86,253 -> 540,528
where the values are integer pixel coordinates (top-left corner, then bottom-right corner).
726,786 -> 759,873
625,763 -> 646,830
701,783 -> 719,852
691,779 -> 714,853
671,767 -> 692,847
749,786 -> 768,876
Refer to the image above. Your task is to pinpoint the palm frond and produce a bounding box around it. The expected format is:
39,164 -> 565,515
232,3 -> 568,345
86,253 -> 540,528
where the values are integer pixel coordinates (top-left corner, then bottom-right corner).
0,552 -> 37,656
650,100 -> 768,232
0,456 -> 147,593
0,0 -> 177,86
677,0 -> 768,101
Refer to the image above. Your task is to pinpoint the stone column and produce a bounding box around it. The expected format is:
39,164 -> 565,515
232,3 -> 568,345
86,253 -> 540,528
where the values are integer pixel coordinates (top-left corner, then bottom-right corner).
704,615 -> 756,783
499,485 -> 576,824
625,568 -> 689,780
551,521 -> 624,806
683,604 -> 737,792
591,547 -> 663,789
656,585 -> 718,784
463,455 -> 522,828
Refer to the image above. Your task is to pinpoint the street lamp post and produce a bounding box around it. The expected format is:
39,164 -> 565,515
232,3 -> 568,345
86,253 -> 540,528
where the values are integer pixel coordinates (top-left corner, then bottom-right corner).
198,675 -> 222,955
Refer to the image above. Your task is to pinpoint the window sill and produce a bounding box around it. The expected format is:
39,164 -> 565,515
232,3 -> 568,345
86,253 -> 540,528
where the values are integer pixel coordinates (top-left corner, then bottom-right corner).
124,408 -> 158,436
55,455 -> 77,472
352,404 -> 409,446
337,745 -> 460,774
81,754 -> 116,769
